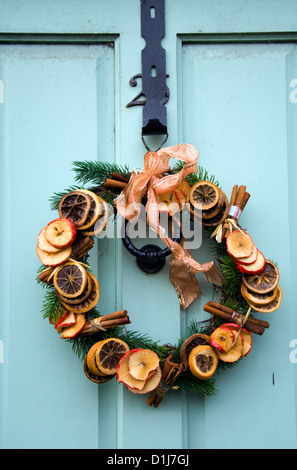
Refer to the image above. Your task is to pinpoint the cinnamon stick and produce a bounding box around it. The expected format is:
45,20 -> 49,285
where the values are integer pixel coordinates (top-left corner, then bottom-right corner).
104,178 -> 127,190
235,185 -> 246,209
100,317 -> 131,328
99,309 -> 128,322
203,303 -> 265,335
72,237 -> 94,259
109,172 -> 130,184
207,301 -> 270,329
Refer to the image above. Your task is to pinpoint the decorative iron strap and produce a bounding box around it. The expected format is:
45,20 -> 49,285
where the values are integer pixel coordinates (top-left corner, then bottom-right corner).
127,0 -> 169,138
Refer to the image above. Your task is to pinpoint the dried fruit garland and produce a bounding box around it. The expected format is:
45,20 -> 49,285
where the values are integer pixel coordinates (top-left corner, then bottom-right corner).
36,144 -> 282,407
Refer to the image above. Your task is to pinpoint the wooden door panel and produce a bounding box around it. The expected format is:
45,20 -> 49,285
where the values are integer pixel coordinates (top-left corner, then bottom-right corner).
0,41 -> 116,449
180,39 -> 297,449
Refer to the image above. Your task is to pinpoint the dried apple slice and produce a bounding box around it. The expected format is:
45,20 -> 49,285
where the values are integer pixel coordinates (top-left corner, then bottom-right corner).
58,190 -> 92,227
226,230 -> 255,259
57,311 -> 76,328
159,180 -> 191,216
242,260 -> 279,294
236,250 -> 266,275
234,244 -> 258,265
126,366 -> 162,395
220,323 -> 252,357
54,261 -> 88,299
216,332 -> 244,363
117,349 -> 148,390
210,326 -> 235,353
36,245 -> 72,267
44,218 -> 76,249
60,313 -> 86,339
188,345 -> 218,380
37,227 -> 61,253
128,348 -> 160,381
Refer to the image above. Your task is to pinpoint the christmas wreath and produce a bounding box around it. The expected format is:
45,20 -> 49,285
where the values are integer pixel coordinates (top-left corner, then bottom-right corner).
36,144 -> 282,407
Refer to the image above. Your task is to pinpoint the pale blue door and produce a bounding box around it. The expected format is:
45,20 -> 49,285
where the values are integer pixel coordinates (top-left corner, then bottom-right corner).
1,0 -> 297,449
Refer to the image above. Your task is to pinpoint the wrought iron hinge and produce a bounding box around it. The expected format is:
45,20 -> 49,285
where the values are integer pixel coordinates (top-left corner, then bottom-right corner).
126,0 -> 169,138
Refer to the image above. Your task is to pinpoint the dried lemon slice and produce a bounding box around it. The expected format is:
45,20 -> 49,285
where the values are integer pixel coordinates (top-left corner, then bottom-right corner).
77,189 -> 102,231
54,261 -> 88,298
242,260 -> 279,294
60,272 -> 100,313
188,345 -> 218,380
58,190 -> 92,227
87,338 -> 129,376
189,181 -> 220,211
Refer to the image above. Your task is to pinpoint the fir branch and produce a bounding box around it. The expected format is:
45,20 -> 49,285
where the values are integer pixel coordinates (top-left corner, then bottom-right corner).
49,185 -> 82,211
72,160 -> 130,187
175,371 -> 217,396
172,162 -> 220,187
40,284 -> 64,323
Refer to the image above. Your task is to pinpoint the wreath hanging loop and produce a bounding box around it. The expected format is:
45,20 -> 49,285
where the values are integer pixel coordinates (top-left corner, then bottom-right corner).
36,143 -> 282,407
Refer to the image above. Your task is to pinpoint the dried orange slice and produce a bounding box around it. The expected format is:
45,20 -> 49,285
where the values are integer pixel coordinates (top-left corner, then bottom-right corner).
242,260 -> 279,294
241,283 -> 278,306
188,345 -> 218,380
246,286 -> 282,313
81,196 -> 109,236
159,180 -> 191,216
87,338 -> 129,376
179,333 -> 210,365
60,272 -> 100,313
55,271 -> 93,305
53,261 -> 88,298
189,181 -> 220,211
77,189 -> 102,231
58,190 -> 92,227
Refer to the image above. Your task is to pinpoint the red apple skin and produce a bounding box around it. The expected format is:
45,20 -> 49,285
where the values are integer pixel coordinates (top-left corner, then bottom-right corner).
54,312 -> 69,329
45,218 -> 77,248
209,338 -> 226,352
36,245 -> 72,267
236,250 -> 265,275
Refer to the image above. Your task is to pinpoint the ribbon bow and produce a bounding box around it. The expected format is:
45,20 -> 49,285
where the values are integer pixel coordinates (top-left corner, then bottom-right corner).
115,144 -> 223,308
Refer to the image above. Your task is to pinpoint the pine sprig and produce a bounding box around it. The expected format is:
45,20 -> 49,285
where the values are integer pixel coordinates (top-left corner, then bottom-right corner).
72,160 -> 130,187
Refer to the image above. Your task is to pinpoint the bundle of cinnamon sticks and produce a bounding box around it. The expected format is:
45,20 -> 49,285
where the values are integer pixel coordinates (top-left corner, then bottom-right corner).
203,301 -> 269,335
222,185 -> 250,238
77,309 -> 131,337
146,355 -> 187,408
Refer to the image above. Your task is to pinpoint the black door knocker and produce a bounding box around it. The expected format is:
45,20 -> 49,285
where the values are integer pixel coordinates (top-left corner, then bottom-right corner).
122,217 -> 182,274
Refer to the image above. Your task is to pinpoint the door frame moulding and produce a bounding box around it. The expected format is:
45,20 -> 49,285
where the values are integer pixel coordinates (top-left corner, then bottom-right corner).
0,33 -> 118,45
178,31 -> 297,44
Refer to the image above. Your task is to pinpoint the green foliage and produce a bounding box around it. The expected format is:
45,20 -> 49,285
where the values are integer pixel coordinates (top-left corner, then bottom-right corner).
72,160 -> 130,187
